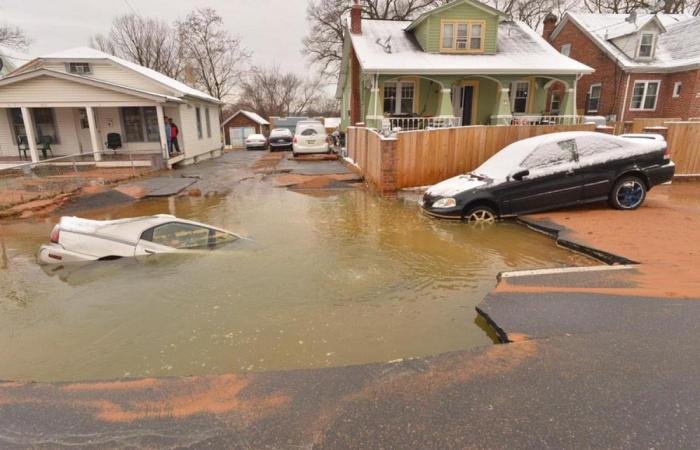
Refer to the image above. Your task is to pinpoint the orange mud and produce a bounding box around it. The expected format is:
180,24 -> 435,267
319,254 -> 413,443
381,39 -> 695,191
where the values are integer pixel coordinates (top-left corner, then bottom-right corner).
507,183 -> 700,299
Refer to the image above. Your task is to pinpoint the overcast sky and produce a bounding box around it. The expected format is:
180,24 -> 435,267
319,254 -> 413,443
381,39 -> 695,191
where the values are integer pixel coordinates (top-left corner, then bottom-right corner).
0,0 -> 311,73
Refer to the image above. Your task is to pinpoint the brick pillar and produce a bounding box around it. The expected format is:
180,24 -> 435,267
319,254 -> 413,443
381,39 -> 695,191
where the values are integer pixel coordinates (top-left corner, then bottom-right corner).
350,47 -> 361,127
542,13 -> 557,41
380,137 -> 398,193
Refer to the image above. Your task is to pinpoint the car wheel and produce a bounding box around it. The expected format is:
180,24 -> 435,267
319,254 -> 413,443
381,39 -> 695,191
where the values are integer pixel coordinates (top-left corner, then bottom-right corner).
463,205 -> 496,224
610,176 -> 646,210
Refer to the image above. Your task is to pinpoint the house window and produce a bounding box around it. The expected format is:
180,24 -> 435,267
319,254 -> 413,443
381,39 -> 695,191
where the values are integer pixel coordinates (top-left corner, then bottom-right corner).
68,62 -> 91,74
121,107 -> 160,142
383,81 -> 415,115
673,82 -> 682,98
550,92 -> 562,115
205,108 -> 212,138
510,81 -> 530,114
8,108 -> 59,144
637,33 -> 655,59
560,44 -> 571,56
587,84 -> 602,113
440,21 -> 485,52
630,81 -> 660,110
195,107 -> 203,139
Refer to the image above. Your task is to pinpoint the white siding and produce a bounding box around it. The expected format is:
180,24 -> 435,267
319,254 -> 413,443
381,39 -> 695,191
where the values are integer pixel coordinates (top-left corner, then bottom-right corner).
50,108 -> 80,155
43,62 -> 173,96
0,75 -> 154,104
177,102 -> 222,160
0,108 -> 14,157
97,107 -> 162,154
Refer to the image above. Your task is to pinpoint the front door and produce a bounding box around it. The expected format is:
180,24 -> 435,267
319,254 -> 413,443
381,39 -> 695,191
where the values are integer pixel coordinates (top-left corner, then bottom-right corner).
461,86 -> 474,125
75,108 -> 93,153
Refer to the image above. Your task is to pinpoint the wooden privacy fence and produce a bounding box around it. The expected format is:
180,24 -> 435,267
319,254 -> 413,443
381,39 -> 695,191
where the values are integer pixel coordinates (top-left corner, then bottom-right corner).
346,127 -> 384,189
666,122 -> 700,176
393,124 -> 595,190
631,118 -> 681,133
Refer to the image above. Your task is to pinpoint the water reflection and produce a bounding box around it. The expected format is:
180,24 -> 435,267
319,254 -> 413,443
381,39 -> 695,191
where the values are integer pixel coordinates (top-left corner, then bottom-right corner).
0,180 -> 590,382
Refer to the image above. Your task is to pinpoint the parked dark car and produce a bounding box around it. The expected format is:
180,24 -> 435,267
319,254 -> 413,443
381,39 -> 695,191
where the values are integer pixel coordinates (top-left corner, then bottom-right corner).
268,128 -> 293,151
421,131 -> 675,223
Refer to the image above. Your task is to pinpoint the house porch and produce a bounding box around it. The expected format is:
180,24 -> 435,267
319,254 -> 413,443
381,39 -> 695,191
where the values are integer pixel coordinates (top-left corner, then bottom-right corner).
356,73 -> 578,130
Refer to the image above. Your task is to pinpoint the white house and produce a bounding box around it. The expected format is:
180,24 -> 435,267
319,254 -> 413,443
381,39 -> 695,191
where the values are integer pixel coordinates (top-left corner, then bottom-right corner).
0,47 -> 223,168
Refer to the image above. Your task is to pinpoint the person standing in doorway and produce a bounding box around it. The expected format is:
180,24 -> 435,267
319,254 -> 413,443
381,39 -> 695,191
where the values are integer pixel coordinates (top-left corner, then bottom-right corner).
169,118 -> 180,154
164,116 -> 172,155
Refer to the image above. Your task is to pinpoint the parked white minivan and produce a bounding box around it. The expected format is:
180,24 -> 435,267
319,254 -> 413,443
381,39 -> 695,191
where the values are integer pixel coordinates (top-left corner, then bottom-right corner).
292,121 -> 329,157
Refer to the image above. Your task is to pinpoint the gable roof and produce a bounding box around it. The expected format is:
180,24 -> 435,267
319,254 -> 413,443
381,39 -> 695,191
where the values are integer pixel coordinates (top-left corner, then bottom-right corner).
551,13 -> 699,72
222,110 -> 270,126
406,0 -> 503,32
21,46 -> 222,104
0,67 -> 184,103
349,18 -> 593,75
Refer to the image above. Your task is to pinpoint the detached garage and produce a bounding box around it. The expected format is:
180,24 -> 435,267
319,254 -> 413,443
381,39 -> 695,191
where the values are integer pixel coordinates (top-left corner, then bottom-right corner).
221,110 -> 270,148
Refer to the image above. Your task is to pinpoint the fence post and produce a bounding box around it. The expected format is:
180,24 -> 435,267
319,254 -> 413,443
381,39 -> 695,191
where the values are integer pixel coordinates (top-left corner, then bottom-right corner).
379,136 -> 398,193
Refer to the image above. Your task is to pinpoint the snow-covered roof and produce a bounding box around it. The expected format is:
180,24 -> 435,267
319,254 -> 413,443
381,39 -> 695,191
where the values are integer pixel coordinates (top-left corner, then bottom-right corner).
349,19 -> 593,75
222,110 -> 270,126
553,13 -> 700,72
35,47 -> 221,103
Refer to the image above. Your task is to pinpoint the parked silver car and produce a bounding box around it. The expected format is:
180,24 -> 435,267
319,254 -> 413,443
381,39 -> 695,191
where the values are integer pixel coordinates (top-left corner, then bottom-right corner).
38,215 -> 241,264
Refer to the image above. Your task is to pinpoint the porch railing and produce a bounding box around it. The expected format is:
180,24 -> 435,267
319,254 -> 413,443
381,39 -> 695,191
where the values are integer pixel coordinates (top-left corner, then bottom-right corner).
386,116 -> 462,131
504,115 -> 584,126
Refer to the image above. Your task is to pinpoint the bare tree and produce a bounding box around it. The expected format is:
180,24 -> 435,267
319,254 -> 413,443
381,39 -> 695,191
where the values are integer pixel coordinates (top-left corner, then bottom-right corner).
303,0 -> 451,78
0,24 -> 30,50
176,8 -> 249,101
584,0 -> 700,13
237,65 -> 327,118
90,14 -> 182,79
486,0 -> 578,28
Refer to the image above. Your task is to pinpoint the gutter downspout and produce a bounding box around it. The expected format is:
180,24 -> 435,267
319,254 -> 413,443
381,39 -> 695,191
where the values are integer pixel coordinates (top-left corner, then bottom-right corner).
620,73 -> 631,123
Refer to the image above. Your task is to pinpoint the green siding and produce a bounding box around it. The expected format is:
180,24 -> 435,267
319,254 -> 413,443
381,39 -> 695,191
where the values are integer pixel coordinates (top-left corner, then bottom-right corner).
414,20 -> 429,51
422,2 -> 498,54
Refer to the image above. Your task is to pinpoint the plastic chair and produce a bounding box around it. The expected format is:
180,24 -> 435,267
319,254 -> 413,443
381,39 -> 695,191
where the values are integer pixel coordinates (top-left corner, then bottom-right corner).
17,135 -> 29,160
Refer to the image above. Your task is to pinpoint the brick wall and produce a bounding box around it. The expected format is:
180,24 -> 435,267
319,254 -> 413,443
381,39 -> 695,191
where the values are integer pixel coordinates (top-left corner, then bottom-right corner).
549,20 -> 700,121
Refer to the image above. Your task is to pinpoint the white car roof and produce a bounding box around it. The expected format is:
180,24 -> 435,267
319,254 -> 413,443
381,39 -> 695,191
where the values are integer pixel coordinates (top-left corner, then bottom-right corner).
59,215 -> 234,244
246,134 -> 265,139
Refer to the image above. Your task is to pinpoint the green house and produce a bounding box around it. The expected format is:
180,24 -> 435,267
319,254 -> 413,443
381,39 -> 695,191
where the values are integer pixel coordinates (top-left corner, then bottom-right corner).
336,0 -> 593,131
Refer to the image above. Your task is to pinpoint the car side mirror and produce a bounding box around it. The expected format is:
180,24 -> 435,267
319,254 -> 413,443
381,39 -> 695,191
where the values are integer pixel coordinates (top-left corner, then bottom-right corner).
511,169 -> 530,181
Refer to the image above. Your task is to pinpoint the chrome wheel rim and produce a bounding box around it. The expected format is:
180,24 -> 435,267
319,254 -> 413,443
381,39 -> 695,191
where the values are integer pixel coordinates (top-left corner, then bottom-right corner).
616,181 -> 644,209
466,209 -> 495,224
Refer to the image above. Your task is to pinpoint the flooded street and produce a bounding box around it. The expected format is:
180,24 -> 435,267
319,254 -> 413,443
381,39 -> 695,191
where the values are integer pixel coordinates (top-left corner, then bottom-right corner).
0,152 -> 590,382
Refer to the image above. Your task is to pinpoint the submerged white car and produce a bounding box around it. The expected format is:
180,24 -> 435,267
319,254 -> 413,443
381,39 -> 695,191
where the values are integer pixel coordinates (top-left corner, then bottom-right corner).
38,215 -> 241,264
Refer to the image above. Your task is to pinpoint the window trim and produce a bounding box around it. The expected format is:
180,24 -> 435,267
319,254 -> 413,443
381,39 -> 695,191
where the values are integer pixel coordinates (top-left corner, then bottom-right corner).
560,43 -> 571,56
195,107 -> 203,139
67,62 -> 92,74
636,33 -> 656,60
550,91 -> 562,115
8,107 -> 60,144
382,80 -> 417,115
439,20 -> 486,53
510,80 -> 531,115
629,80 -> 661,111
120,107 -> 160,143
673,81 -> 682,98
587,83 -> 602,113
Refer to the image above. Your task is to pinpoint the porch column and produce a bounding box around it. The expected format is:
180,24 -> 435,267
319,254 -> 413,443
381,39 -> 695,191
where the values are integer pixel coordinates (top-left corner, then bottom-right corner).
365,83 -> 382,130
86,106 -> 102,162
437,88 -> 455,118
156,105 -> 168,159
562,88 -> 576,124
492,88 -> 513,125
20,107 -> 40,163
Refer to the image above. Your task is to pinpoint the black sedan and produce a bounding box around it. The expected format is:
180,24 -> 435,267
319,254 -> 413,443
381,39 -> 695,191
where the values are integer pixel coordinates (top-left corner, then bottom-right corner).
421,131 -> 675,223
268,128 -> 293,151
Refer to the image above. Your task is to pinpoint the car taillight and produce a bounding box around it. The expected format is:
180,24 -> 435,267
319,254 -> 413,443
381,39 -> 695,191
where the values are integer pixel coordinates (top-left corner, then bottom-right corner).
50,225 -> 60,244
663,145 -> 670,159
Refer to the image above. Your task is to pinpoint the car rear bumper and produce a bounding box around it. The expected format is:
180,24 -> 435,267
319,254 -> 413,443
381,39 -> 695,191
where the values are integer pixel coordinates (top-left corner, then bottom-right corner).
645,161 -> 675,187
37,244 -> 97,265
269,141 -> 292,148
293,143 -> 329,154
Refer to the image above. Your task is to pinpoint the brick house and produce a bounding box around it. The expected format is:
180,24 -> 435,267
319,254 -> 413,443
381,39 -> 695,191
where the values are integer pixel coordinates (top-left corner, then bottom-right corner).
543,12 -> 700,121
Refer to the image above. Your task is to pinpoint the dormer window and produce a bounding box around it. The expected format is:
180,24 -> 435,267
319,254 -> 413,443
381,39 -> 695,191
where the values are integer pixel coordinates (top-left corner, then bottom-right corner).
68,62 -> 91,74
440,20 -> 485,53
637,33 -> 655,59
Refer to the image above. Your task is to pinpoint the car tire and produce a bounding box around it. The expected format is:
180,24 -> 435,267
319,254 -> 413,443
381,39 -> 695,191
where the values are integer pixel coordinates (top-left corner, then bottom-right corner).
610,176 -> 646,210
463,205 -> 497,224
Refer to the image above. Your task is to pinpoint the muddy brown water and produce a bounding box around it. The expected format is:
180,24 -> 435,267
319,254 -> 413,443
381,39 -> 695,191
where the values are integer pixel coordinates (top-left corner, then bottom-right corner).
0,165 -> 592,382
